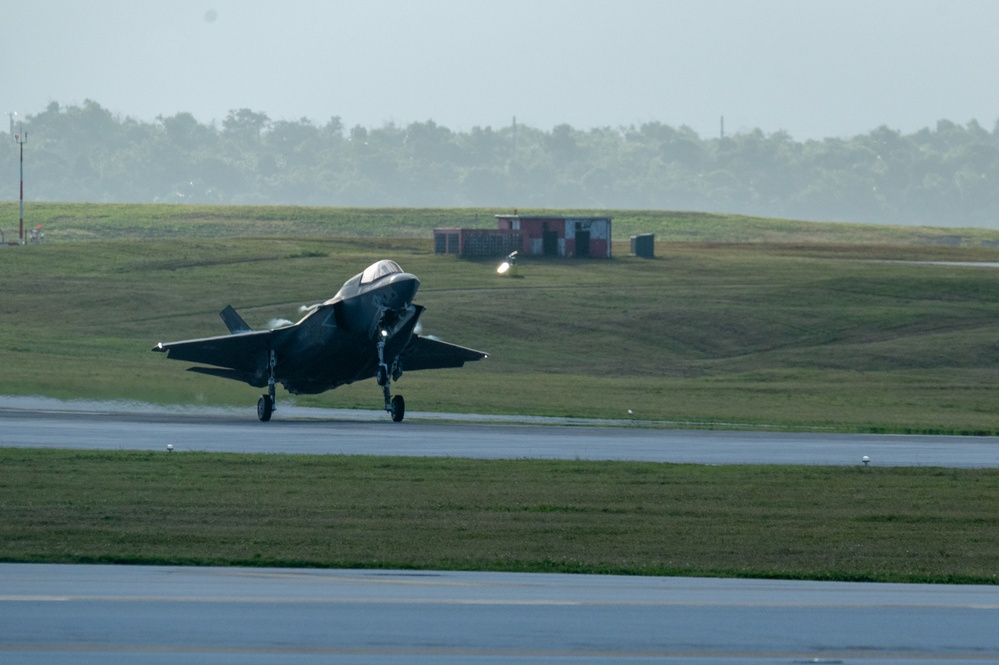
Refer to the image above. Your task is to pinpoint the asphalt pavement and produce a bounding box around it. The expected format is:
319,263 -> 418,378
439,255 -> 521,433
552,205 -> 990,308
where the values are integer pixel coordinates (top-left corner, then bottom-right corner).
2,396 -> 998,467
3,563 -> 998,664
4,396 -> 999,664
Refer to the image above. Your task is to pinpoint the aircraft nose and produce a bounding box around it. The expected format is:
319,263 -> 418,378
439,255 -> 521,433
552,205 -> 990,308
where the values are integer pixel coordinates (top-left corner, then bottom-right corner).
387,273 -> 420,308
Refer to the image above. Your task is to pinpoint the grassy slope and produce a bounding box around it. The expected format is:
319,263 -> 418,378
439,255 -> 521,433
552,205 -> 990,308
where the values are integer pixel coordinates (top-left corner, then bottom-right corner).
2,204 -> 999,431
3,449 -> 998,584
7,200 -> 999,243
4,203 -> 999,583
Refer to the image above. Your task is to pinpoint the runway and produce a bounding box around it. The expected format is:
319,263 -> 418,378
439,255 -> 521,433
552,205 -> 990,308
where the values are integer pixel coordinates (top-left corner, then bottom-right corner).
1,396 -> 998,467
4,397 -> 999,663
3,563 -> 998,664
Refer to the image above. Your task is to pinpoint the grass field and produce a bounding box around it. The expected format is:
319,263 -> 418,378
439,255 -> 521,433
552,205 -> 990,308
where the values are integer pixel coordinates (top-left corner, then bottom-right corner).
8,200 -> 999,244
3,203 -> 999,431
3,202 -> 999,583
3,449 -> 998,584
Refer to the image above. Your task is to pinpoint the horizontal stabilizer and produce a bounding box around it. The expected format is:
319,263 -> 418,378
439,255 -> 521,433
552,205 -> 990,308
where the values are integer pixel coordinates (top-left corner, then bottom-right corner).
403,335 -> 487,371
219,305 -> 253,334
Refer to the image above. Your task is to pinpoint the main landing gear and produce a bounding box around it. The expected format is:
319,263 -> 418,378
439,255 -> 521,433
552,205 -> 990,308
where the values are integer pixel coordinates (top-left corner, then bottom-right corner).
257,392 -> 274,422
255,339 -> 407,424
377,329 -> 406,423
257,350 -> 276,422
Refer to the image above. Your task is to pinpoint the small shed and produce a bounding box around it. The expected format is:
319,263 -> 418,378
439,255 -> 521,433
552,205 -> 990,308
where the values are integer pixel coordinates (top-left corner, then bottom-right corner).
433,228 -> 522,259
435,214 -> 612,259
631,233 -> 655,258
495,215 -> 612,259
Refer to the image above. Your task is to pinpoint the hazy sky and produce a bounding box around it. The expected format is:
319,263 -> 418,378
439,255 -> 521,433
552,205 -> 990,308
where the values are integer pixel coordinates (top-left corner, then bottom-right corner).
4,0 -> 998,140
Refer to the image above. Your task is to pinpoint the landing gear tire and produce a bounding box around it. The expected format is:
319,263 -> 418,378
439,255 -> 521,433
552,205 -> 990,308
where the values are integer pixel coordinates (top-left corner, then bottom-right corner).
390,394 -> 405,423
257,394 -> 274,422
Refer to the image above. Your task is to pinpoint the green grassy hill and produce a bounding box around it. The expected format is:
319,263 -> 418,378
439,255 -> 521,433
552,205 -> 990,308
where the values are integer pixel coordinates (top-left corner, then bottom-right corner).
5,203 -> 999,583
8,200 -> 999,243
3,202 -> 999,432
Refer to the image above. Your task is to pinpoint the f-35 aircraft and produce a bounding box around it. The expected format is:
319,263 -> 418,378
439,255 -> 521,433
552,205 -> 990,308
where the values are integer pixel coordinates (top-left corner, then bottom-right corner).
153,260 -> 486,422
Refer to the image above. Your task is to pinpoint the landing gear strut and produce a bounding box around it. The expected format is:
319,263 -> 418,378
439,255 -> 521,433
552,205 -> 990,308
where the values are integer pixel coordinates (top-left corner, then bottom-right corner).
377,329 -> 406,422
257,350 -> 276,422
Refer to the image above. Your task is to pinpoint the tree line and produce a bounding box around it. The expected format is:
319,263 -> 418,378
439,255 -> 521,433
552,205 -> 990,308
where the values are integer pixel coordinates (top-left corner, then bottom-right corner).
5,99 -> 999,227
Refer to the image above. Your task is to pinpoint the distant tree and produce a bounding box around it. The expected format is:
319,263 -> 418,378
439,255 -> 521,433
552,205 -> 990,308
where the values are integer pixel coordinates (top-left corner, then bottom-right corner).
12,98 -> 999,227
160,112 -> 216,152
222,109 -> 270,145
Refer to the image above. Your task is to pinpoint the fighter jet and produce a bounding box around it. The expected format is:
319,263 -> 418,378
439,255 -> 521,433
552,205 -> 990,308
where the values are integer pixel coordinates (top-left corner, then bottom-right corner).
153,259 -> 486,422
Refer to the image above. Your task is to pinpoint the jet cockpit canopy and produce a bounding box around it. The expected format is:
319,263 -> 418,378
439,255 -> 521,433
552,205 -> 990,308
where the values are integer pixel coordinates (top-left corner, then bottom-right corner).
361,260 -> 404,284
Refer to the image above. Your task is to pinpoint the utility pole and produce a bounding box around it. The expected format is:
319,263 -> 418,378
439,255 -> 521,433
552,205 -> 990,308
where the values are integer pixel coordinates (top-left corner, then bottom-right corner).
13,118 -> 27,245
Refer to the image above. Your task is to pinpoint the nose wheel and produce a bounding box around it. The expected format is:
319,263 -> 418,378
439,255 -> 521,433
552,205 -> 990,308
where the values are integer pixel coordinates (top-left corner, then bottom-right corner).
378,368 -> 406,422
389,394 -> 405,422
377,330 -> 406,422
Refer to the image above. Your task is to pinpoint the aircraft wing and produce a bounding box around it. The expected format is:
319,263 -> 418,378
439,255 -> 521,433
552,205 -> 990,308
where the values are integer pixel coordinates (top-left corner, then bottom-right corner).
402,335 -> 487,371
152,329 -> 277,376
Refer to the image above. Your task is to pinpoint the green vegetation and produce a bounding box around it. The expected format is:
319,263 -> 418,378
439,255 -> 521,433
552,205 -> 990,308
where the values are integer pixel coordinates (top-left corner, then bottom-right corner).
11,200 -> 999,243
3,203 -> 999,432
8,100 -> 999,228
3,203 -> 999,583
2,449 -> 997,584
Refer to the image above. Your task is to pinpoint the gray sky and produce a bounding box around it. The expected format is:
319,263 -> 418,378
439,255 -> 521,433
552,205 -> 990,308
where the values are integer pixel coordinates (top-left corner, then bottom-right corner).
4,0 -> 998,140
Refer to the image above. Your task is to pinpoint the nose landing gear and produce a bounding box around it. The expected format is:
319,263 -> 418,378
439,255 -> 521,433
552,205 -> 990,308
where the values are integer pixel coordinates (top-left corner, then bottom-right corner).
377,329 -> 406,423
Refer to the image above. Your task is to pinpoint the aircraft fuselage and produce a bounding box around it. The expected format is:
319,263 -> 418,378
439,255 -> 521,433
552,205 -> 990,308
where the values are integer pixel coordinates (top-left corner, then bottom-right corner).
273,266 -> 421,394
153,259 -> 485,422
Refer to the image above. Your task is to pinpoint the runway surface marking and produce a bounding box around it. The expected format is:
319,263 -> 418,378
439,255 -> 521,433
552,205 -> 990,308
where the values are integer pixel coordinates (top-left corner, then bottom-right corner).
4,593 -> 997,609
4,645 -> 998,661
5,566 -> 998,663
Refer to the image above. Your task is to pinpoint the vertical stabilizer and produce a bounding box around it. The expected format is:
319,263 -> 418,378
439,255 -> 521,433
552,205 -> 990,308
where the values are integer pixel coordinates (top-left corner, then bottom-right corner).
219,305 -> 253,334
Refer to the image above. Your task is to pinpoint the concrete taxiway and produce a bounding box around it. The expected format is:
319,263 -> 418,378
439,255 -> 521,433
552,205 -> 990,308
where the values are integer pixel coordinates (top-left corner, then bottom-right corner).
1,396 -> 997,467
2,563 -> 998,664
